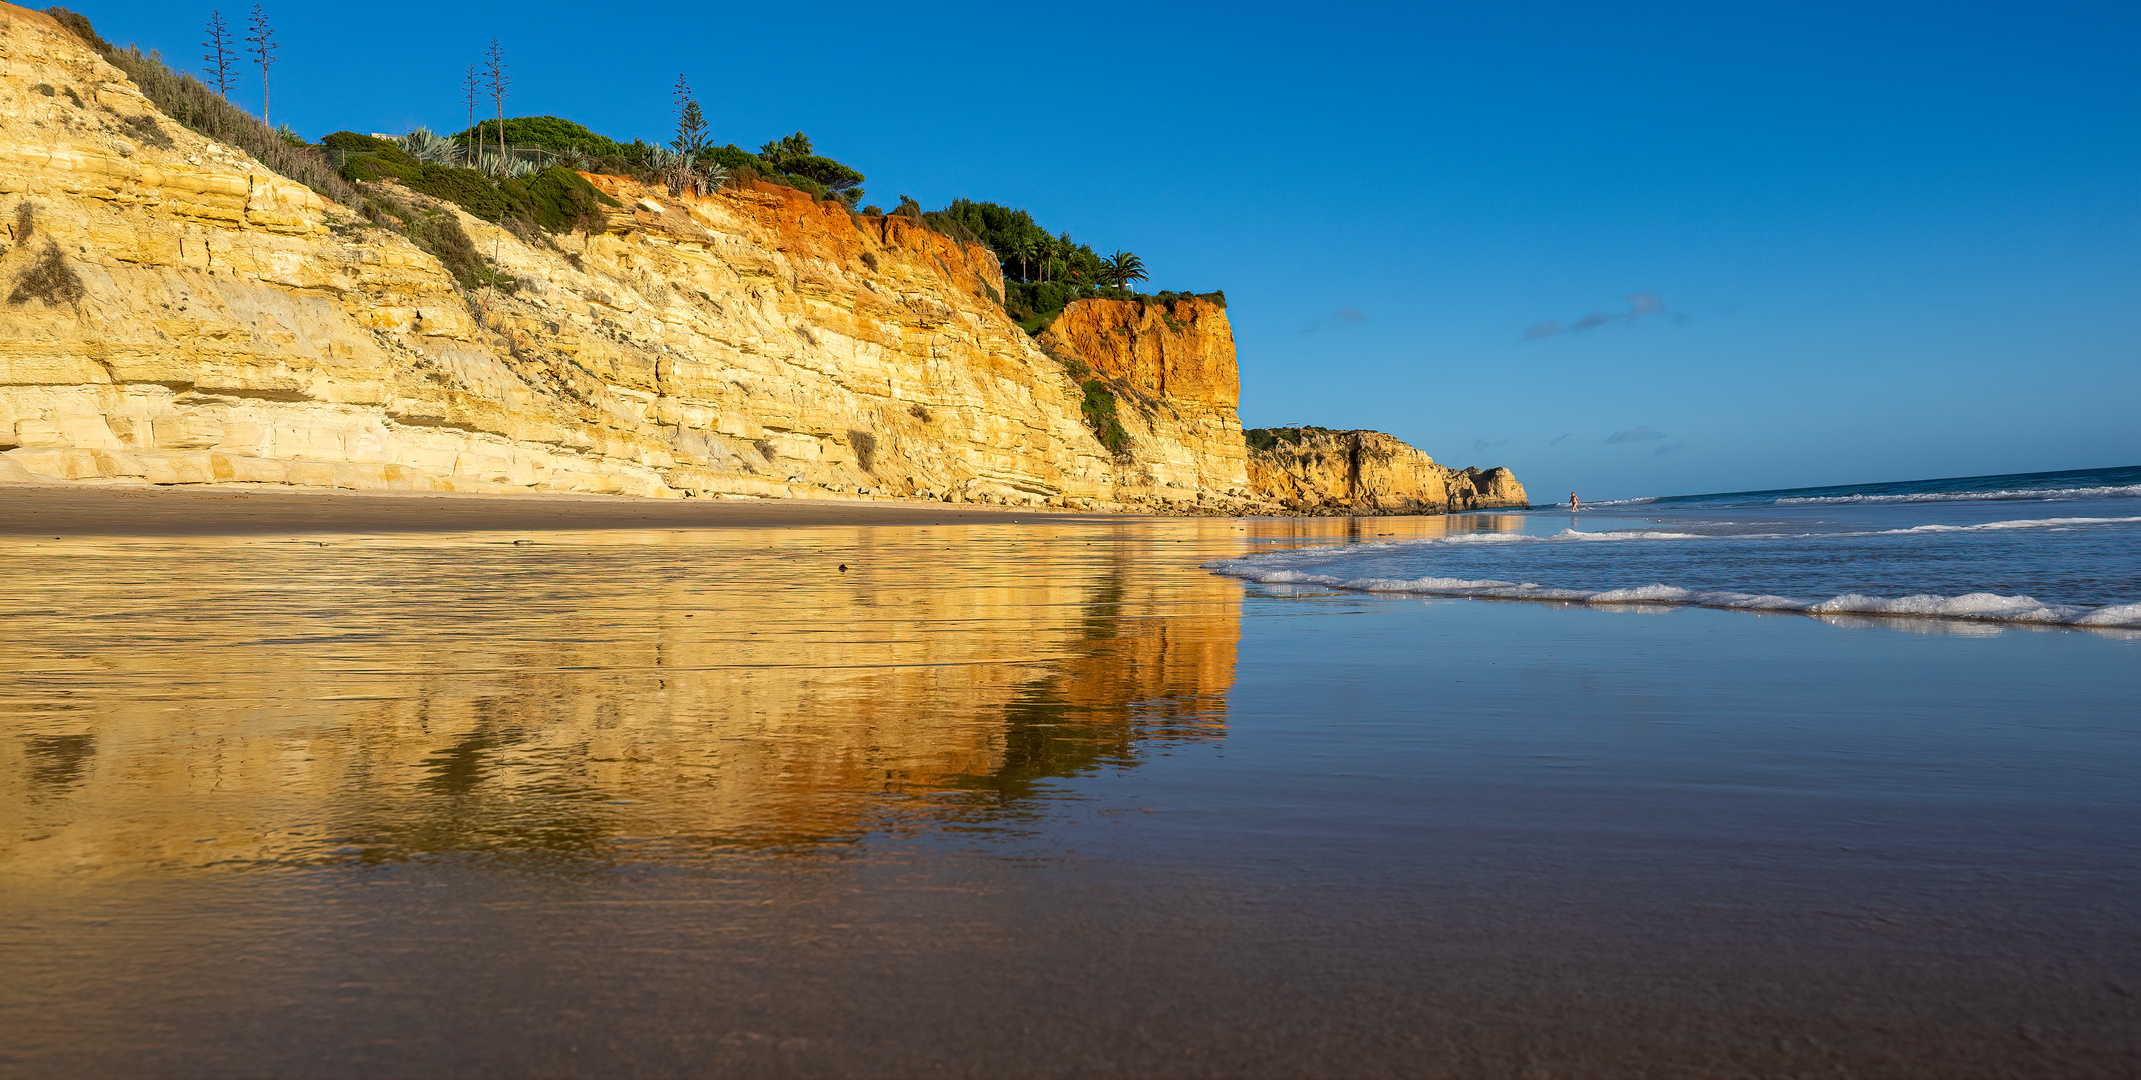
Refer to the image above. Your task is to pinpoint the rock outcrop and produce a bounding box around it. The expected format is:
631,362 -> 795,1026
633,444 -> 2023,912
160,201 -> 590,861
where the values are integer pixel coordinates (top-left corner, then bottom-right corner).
1035,297 -> 1250,507
1247,427 -> 1528,514
0,4 -> 1257,510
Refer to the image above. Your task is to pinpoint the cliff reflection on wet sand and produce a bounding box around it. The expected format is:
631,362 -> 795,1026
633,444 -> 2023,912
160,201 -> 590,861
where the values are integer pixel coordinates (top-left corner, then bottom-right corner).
0,520 -> 1272,875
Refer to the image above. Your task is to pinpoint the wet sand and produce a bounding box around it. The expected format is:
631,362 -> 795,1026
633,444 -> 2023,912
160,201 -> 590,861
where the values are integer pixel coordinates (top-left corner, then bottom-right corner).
0,482 -> 1107,536
1,514 -> 2136,1077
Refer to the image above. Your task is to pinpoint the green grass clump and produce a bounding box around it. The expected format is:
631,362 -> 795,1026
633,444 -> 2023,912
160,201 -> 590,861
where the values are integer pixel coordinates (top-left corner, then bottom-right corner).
1080,380 -> 1130,456
502,166 -> 618,233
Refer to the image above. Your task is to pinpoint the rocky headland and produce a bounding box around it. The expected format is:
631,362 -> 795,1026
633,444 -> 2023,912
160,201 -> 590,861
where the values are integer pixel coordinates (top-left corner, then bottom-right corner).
0,3 -> 1521,515
1247,427 -> 1527,515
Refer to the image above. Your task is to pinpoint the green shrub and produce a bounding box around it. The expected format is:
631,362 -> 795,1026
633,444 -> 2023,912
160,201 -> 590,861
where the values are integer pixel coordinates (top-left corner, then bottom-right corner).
120,113 -> 174,149
847,430 -> 877,473
783,154 -> 863,196
323,131 -> 400,155
364,189 -> 484,289
1149,289 -> 1227,308
451,116 -> 638,158
338,153 -> 420,184
1080,380 -> 1129,455
7,242 -> 86,306
408,165 -> 514,221
1244,426 -> 1322,453
499,166 -> 617,233
779,172 -> 828,199
708,144 -> 771,172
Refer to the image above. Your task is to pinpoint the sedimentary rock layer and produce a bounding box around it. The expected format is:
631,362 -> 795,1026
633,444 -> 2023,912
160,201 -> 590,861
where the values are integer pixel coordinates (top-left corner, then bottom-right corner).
1247,427 -> 1529,514
0,4 -> 1255,510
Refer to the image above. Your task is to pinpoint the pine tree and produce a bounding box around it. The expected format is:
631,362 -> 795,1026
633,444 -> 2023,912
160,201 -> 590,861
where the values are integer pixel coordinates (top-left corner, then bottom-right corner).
672,74 -> 708,156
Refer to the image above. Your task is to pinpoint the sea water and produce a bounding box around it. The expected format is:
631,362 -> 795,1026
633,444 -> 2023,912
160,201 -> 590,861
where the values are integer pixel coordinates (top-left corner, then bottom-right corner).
1207,464 -> 2141,629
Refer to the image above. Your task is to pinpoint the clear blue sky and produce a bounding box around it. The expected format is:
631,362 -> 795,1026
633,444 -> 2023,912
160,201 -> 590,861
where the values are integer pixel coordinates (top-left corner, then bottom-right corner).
75,0 -> 2140,499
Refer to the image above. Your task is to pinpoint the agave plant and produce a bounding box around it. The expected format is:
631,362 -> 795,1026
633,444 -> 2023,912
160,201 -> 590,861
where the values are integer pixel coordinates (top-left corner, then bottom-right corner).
643,146 -> 714,196
400,127 -> 460,166
476,152 -> 538,179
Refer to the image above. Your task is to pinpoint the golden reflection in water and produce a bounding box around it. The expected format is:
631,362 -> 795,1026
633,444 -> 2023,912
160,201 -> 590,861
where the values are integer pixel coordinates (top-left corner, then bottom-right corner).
0,520 -> 1239,874
0,513 -> 1519,877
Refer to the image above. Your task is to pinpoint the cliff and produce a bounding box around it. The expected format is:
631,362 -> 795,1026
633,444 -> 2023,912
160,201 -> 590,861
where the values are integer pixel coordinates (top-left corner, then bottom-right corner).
1247,427 -> 1529,514
1035,297 -> 1250,507
0,5 -> 1256,510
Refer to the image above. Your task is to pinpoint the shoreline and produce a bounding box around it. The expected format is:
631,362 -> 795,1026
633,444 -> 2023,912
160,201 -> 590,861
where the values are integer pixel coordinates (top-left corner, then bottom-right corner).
0,482 -> 1150,536
0,481 -> 1523,537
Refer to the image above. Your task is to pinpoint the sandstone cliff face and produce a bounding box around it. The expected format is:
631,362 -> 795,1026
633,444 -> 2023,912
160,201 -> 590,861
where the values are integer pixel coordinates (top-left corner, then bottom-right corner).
0,5 -> 1255,510
1247,427 -> 1528,514
1035,297 -> 1250,507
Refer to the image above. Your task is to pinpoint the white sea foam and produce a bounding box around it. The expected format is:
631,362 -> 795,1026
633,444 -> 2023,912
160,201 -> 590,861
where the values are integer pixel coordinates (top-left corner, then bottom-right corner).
1774,484 -> 2141,506
1201,559 -> 2141,629
1552,528 -> 1705,541
1874,516 -> 2141,535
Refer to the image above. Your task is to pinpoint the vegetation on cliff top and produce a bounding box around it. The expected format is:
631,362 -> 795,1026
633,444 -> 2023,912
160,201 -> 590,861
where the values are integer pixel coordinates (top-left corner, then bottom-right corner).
1244,427 -> 1334,453
44,8 -> 360,209
52,5 -> 1221,340
325,132 -> 615,234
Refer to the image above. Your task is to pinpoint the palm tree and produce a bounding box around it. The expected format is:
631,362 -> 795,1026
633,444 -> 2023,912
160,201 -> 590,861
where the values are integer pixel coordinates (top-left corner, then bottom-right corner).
1103,250 -> 1147,293
1006,234 -> 1036,282
1033,234 -> 1057,283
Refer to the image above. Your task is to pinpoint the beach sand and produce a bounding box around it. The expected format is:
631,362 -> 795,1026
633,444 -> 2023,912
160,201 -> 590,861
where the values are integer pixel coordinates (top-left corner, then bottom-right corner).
0,482 -> 1102,536
1,506 -> 2135,1077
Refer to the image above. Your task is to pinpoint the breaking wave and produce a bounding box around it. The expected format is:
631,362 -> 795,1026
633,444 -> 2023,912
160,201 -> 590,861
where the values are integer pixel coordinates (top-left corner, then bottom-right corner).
1203,558 -> 2141,629
1776,484 -> 2141,506
1548,465 -> 2141,511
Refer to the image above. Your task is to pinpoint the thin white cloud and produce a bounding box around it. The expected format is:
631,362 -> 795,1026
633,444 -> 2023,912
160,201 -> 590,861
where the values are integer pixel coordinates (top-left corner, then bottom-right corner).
1521,293 -> 1667,341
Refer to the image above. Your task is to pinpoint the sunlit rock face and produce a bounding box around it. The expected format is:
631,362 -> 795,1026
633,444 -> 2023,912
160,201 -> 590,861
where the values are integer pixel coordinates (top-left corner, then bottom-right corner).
0,5 -> 1261,511
1036,297 -> 1255,507
1248,428 -> 1529,514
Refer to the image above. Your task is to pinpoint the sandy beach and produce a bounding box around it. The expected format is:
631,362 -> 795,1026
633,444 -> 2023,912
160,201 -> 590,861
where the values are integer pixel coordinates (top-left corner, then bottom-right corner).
2,506 -> 2135,1077
0,482 -> 1114,537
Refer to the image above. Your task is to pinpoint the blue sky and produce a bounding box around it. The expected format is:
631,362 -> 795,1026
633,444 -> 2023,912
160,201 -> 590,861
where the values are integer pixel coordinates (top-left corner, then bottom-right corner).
78,0 -> 2139,499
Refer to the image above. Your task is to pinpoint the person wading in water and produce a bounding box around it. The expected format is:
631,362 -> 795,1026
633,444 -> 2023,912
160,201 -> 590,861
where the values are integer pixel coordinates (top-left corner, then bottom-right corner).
1570,492 -> 1580,511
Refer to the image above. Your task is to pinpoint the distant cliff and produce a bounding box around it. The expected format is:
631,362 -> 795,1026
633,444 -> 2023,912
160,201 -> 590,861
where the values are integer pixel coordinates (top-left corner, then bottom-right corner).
1246,427 -> 1528,514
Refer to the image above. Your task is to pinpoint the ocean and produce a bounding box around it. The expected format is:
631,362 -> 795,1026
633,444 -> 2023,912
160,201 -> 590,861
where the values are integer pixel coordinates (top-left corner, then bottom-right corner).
1208,464 -> 2141,631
